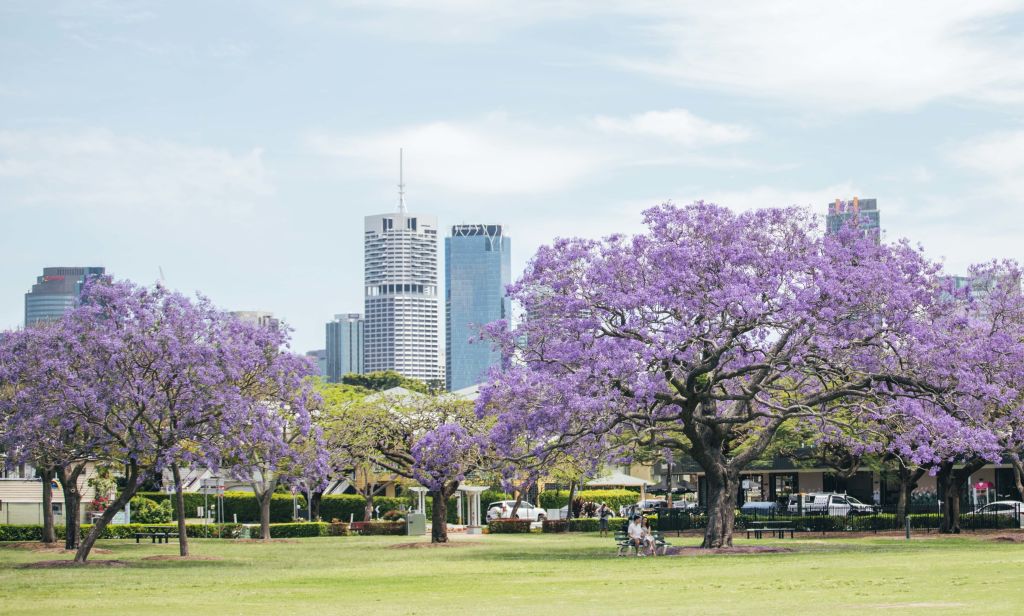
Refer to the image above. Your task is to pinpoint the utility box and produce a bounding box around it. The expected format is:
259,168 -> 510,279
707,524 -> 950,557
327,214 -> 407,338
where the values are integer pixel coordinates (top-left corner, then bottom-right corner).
405,513 -> 426,536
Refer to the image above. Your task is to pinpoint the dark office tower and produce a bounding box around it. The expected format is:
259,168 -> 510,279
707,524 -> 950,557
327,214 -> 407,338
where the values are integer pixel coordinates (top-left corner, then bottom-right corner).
326,313 -> 364,383
826,197 -> 880,244
445,224 -> 511,391
24,266 -> 106,326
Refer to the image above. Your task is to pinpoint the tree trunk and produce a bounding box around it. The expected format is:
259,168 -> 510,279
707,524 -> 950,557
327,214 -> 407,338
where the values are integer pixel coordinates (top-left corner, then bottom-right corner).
429,482 -> 458,543
58,463 -> 85,551
1010,454 -> 1024,501
509,490 -> 524,519
75,462 -> 141,563
895,466 -> 925,522
258,491 -> 272,540
40,467 -> 56,544
171,465 -> 190,557
701,464 -> 738,548
364,491 -> 375,522
937,460 -> 985,534
310,490 -> 323,521
565,481 -> 577,520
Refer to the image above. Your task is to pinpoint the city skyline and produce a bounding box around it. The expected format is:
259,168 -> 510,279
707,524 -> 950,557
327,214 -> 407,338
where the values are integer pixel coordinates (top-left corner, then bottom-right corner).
2,3 -> 1022,354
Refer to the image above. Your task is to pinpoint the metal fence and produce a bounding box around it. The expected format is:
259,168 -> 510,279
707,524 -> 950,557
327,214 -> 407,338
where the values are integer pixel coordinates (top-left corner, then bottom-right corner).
655,502 -> 1022,534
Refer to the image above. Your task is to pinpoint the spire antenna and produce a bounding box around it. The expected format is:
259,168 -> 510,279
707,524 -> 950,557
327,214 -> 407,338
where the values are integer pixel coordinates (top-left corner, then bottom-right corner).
398,148 -> 407,214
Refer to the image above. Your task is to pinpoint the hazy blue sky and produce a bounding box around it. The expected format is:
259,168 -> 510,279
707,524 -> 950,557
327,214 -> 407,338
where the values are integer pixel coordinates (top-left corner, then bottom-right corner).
2,1 -> 1023,353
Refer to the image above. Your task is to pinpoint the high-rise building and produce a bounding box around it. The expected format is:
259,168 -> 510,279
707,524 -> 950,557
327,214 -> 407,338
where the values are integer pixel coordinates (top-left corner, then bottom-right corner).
305,349 -> 328,378
363,171 -> 443,383
231,311 -> 280,331
325,313 -> 364,382
826,197 -> 880,244
445,224 -> 511,391
24,266 -> 106,326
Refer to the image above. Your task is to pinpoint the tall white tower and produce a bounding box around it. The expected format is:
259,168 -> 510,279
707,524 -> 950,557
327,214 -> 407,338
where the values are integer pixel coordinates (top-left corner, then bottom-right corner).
362,152 -> 443,383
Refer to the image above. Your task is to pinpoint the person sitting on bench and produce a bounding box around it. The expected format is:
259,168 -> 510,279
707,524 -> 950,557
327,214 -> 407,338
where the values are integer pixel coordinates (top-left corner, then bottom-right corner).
640,516 -> 658,556
627,515 -> 645,556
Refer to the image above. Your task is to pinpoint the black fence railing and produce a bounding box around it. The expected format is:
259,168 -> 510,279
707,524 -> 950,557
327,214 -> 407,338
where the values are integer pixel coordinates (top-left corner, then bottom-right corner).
655,502 -> 1022,534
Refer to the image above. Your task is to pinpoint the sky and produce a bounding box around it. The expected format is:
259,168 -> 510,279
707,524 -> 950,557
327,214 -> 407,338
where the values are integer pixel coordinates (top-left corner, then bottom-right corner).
2,1 -> 1024,354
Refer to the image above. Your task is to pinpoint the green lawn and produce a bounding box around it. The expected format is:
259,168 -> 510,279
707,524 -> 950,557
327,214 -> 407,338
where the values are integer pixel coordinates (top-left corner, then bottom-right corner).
1,532 -> 1023,614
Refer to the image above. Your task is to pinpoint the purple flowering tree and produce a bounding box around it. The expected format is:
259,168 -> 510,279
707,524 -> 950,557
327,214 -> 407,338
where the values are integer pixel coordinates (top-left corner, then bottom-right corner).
0,325 -> 104,547
3,279 -> 322,562
482,202 -> 954,548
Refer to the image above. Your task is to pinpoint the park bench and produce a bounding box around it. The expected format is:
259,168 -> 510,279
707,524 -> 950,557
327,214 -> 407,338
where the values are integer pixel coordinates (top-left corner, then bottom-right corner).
614,530 -> 671,556
745,520 -> 794,539
133,530 -> 179,544
614,531 -> 636,556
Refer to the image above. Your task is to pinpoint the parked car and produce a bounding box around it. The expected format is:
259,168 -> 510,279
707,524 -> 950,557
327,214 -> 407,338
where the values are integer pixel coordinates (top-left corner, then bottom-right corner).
971,500 -> 1024,522
787,492 -> 876,515
672,499 -> 698,510
739,501 -> 780,516
485,501 -> 546,522
639,499 -> 668,513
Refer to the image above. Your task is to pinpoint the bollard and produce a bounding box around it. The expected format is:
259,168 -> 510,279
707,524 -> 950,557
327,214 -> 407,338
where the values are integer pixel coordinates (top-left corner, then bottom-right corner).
905,515 -> 911,540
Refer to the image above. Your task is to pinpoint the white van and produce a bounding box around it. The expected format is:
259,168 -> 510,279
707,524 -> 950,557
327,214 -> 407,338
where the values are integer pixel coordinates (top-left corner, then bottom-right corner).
787,492 -> 875,515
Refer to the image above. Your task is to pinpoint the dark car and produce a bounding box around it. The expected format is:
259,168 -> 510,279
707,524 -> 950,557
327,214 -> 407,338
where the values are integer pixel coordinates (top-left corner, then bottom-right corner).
739,501 -> 780,516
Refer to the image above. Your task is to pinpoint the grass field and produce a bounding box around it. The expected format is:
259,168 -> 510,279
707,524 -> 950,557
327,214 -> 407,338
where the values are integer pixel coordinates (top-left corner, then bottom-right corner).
1,532 -> 1023,615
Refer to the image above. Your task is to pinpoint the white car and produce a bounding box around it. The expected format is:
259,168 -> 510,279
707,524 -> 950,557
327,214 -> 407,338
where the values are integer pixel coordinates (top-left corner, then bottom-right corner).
485,501 -> 546,522
972,500 -> 1024,519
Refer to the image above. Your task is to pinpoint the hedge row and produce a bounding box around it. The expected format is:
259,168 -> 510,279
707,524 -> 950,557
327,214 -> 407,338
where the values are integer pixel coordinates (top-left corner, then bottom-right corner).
488,519 -> 532,533
267,522 -> 329,538
652,513 -> 1020,532
537,489 -> 639,510
319,495 -> 409,523
542,519 -> 569,533
137,491 -> 303,523
0,523 -> 247,541
140,488 -> 516,525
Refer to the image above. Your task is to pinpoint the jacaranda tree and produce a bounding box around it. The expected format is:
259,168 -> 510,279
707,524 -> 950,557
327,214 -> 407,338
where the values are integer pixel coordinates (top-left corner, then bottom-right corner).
4,279 -> 320,562
481,202 -> 955,548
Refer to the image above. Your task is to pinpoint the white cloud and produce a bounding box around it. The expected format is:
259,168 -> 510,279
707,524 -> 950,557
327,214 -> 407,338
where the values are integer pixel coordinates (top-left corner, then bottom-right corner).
949,130 -> 1024,197
0,129 -> 272,217
592,109 -> 751,146
309,114 -> 607,195
309,109 -> 752,195
614,1 -> 1024,112
323,1 -> 1024,112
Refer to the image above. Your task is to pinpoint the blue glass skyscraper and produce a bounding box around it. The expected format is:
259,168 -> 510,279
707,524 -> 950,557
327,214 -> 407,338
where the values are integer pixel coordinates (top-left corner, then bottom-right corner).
445,224 -> 511,391
326,313 -> 364,383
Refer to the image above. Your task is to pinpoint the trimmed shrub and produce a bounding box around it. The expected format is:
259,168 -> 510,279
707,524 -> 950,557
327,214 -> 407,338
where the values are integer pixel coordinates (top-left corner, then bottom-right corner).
542,519 -> 569,533
567,516 -> 631,532
1,523 -> 246,541
269,522 -> 329,538
0,525 -> 46,541
137,491 -> 303,523
319,495 -> 410,523
131,496 -> 173,524
538,489 -> 639,511
488,518 -> 532,533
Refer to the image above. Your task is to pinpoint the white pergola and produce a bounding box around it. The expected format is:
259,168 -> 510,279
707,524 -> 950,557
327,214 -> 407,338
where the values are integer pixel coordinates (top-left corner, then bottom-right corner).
586,472 -> 654,504
409,486 -> 428,514
459,485 -> 488,534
